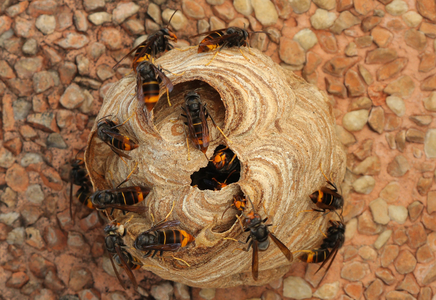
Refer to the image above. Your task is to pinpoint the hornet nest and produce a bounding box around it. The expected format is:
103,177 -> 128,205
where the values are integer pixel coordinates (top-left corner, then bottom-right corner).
84,47 -> 347,288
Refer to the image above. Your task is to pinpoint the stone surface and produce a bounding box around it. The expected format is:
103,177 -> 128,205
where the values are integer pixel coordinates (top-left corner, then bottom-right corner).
395,250 -> 417,274
330,11 -> 361,35
335,125 -> 357,146
377,58 -> 408,81
386,0 -> 408,15
113,2 -> 139,25
368,106 -> 385,134
419,53 -> 436,73
408,201 -> 424,221
386,291 -> 417,300
83,0 -> 105,12
33,71 -> 55,93
35,14 -> 55,34
389,205 -> 408,224
369,198 -> 390,225
425,129 -> 436,158
376,268 -> 396,285
69,267 -> 93,291
386,96 -> 406,116
88,12 -> 112,25
395,130 -> 405,152
279,37 -> 305,66
341,261 -> 370,281
313,281 -> 340,299
374,230 -> 392,249
385,75 -> 415,98
56,32 -> 89,49
417,0 -> 436,22
60,83 -> 85,109
162,9 -> 188,31
293,29 -> 318,51
417,244 -> 434,263
343,110 -> 369,131
405,29 -> 427,52
365,279 -> 384,300
15,57 -> 43,79
322,56 -> 359,77
289,0 -> 311,14
100,28 -> 122,50
403,11 -> 423,27
6,164 -> 29,192
355,36 -> 373,48
366,48 -> 398,64
251,0 -> 278,26
318,31 -> 338,54
283,276 -> 312,299
311,9 -> 337,29
345,69 -> 365,97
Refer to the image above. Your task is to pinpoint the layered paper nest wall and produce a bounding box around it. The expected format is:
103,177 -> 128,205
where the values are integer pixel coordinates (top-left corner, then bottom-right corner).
84,47 -> 347,288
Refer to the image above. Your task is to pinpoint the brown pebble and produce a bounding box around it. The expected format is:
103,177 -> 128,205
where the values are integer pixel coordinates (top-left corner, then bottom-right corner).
6,272 -> 29,289
394,249 -> 417,274
40,167 -> 63,190
79,211 -> 100,232
387,155 -> 409,177
393,227 -> 409,245
344,282 -> 363,299
364,279 -> 384,300
368,106 -> 385,134
381,244 -> 400,267
417,243 -> 434,263
69,267 -> 94,291
386,291 -> 417,300
377,58 -> 408,81
5,163 -> 29,192
323,56 -> 360,77
358,210 -> 383,235
28,253 -> 55,278
345,69 -> 365,97
419,53 -> 436,73
341,261 -> 369,281
405,29 -> 427,52
418,287 -> 432,300
375,268 -> 396,285
408,201 -> 424,222
406,128 -> 425,143
43,226 -> 67,251
366,48 -> 397,64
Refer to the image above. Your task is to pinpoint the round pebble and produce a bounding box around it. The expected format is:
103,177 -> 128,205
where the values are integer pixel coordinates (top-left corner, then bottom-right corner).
425,129 -> 436,158
35,15 -> 56,35
374,230 -> 393,249
388,205 -> 408,224
88,12 -> 112,25
283,276 -> 312,299
293,28 -> 318,51
313,281 -> 340,299
386,0 -> 408,16
402,11 -> 423,27
352,175 -> 375,194
310,9 -> 337,30
25,184 -> 44,204
234,0 -> 253,16
343,109 -> 369,131
251,0 -> 278,26
386,96 -> 405,117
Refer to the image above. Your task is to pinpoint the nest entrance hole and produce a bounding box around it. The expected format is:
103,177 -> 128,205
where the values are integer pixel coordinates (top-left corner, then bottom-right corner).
190,145 -> 241,190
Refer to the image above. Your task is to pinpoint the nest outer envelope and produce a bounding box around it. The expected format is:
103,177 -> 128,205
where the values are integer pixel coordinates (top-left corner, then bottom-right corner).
84,47 -> 347,288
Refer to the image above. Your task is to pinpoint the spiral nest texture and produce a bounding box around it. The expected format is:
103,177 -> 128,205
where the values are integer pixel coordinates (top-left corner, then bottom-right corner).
84,47 -> 346,288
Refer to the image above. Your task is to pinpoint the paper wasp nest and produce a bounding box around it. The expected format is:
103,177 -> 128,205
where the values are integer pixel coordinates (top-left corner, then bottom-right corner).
85,48 -> 346,288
